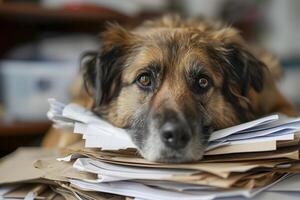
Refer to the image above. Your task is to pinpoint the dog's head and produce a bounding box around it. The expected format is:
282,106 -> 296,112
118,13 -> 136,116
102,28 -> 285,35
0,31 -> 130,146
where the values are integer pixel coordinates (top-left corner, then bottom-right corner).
83,16 -> 266,163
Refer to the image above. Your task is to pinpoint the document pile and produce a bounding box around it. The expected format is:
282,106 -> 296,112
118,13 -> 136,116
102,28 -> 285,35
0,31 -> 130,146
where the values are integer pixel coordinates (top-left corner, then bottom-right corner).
1,99 -> 300,200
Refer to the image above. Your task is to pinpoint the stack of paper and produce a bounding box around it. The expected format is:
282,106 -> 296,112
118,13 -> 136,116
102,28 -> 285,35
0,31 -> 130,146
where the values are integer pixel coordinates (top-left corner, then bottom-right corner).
1,99 -> 300,200
1,148 -> 300,200
43,99 -> 300,199
48,98 -> 300,156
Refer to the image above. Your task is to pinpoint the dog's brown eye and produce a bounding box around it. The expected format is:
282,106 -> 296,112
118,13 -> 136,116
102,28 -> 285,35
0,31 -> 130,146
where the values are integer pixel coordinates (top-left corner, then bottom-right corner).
199,77 -> 209,88
137,73 -> 152,87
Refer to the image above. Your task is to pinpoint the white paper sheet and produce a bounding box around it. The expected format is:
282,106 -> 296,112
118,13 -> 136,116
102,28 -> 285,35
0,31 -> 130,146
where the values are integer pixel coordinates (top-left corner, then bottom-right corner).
73,158 -> 197,181
62,103 -> 102,124
84,134 -> 135,150
70,179 -> 255,200
209,115 -> 279,142
74,122 -> 87,134
210,133 -> 294,147
221,127 -> 297,142
238,116 -> 300,133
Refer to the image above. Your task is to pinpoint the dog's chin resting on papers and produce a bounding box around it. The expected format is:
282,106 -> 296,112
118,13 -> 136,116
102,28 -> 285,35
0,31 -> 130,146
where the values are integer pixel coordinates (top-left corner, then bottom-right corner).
81,15 -> 297,163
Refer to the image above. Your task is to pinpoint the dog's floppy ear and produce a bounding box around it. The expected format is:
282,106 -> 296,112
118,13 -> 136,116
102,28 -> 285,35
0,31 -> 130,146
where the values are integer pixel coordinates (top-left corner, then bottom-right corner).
82,24 -> 135,107
211,43 -> 267,120
222,44 -> 265,96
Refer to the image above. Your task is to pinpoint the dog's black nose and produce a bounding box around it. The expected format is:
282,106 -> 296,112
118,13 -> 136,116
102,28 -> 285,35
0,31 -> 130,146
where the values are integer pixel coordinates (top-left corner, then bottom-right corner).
160,122 -> 191,149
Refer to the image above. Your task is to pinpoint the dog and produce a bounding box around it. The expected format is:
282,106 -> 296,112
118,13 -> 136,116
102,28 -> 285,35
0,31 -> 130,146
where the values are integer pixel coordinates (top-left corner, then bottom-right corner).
82,15 -> 297,163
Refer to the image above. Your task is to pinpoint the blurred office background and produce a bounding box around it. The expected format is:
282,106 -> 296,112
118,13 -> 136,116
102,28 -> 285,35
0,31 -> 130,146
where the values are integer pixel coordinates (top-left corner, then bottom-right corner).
0,0 -> 299,155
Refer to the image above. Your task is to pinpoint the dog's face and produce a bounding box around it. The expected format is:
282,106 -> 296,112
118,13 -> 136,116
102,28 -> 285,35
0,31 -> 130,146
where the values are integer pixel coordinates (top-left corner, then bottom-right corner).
83,19 -> 266,163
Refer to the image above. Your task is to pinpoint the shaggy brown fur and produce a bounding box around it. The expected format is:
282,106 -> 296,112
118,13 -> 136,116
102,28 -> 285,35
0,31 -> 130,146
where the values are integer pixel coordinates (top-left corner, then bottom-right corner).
82,15 -> 297,163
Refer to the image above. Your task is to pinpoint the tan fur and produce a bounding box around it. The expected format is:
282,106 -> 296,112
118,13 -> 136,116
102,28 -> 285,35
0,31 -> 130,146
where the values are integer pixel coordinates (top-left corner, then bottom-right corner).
92,15 -> 297,130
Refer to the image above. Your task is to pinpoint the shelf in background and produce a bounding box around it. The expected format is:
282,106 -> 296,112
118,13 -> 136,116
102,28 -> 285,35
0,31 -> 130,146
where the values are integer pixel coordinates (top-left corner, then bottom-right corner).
0,121 -> 51,136
0,3 -> 132,23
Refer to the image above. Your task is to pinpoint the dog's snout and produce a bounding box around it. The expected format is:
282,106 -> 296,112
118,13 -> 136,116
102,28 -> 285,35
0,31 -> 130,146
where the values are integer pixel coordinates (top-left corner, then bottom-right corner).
160,122 -> 191,149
